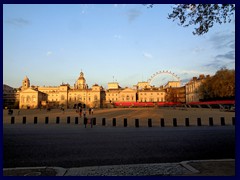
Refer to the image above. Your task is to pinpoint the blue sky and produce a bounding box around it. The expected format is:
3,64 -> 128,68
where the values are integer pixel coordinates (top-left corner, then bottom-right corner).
3,4 -> 235,89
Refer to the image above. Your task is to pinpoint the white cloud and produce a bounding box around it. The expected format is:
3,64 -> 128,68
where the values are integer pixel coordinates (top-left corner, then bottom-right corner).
143,52 -> 153,59
114,34 -> 122,39
126,9 -> 142,22
46,51 -> 53,56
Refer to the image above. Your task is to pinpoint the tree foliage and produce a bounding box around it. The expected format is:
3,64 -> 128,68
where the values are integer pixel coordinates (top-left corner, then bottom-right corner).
146,4 -> 235,35
199,68 -> 235,100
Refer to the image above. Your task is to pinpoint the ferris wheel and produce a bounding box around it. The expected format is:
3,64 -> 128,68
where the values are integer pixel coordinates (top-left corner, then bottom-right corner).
147,70 -> 181,86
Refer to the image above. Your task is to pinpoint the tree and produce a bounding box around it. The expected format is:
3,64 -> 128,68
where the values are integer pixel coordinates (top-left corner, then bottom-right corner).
199,68 -> 235,100
146,4 -> 235,35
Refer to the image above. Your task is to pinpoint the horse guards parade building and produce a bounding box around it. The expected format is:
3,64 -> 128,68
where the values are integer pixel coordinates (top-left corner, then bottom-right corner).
3,71 -> 208,109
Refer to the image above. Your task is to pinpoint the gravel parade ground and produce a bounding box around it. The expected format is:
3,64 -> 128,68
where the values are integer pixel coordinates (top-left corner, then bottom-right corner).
3,107 -> 235,127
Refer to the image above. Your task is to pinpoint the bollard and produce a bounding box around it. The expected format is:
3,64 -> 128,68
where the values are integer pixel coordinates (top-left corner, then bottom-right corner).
11,116 -> 15,124
173,118 -> 177,127
23,116 -> 26,124
34,117 -> 38,124
185,118 -> 189,127
232,117 -> 235,126
197,118 -> 202,126
148,119 -> 152,127
102,118 -> 106,126
84,117 -> 87,128
93,118 -> 96,125
91,118 -> 93,128
135,119 -> 139,128
124,118 -> 127,127
221,117 -> 225,126
56,117 -> 60,124
113,118 -> 116,127
45,117 -> 49,124
75,117 -> 78,124
160,118 -> 165,127
67,116 -> 70,124
209,117 -> 214,126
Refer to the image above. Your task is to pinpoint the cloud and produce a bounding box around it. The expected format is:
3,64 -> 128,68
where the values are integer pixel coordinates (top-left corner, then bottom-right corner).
215,50 -> 235,61
126,9 -> 142,22
114,34 -> 122,39
46,51 -> 53,56
5,18 -> 30,27
209,31 -> 235,49
143,52 -> 153,59
192,47 -> 204,53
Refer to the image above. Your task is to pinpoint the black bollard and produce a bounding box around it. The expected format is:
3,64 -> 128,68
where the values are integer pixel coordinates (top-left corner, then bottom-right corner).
56,117 -> 60,124
11,116 -> 15,124
221,117 -> 225,126
113,118 -> 116,127
75,117 -> 78,124
102,118 -> 106,126
67,116 -> 70,124
232,117 -> 235,126
197,118 -> 202,126
23,116 -> 26,124
209,117 -> 214,126
93,118 -> 96,125
84,117 -> 87,128
34,117 -> 38,124
45,117 -> 49,124
148,119 -> 152,127
173,118 -> 177,127
124,118 -> 127,127
185,118 -> 189,127
135,119 -> 139,128
160,118 -> 165,127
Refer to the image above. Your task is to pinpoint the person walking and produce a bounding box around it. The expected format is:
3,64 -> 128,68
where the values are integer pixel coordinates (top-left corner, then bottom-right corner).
89,108 -> 91,115
79,107 -> 82,118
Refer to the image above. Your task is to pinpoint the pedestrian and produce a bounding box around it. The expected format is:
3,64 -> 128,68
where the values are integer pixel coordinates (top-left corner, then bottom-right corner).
89,108 -> 91,115
83,109 -> 86,118
91,108 -> 94,115
79,107 -> 82,118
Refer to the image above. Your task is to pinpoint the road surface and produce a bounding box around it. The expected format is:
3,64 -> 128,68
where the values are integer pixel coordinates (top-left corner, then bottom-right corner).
3,124 -> 235,168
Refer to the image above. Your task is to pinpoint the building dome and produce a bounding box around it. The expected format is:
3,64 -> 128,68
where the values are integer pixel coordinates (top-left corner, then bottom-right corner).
75,71 -> 87,89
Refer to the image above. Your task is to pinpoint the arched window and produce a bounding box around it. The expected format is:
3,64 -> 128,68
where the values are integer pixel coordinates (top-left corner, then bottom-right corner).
94,95 -> 98,101
126,95 -> 130,101
26,95 -> 31,102
61,95 -> 65,101
32,95 -> 36,102
21,96 -> 25,103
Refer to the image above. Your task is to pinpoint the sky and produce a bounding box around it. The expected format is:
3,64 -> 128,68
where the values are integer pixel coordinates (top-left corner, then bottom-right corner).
3,4 -> 235,89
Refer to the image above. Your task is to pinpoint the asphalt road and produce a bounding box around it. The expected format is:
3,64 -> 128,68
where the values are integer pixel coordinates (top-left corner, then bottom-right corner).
3,124 -> 235,168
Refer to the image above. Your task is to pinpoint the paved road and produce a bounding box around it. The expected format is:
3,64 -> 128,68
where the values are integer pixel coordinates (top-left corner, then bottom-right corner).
3,125 -> 235,168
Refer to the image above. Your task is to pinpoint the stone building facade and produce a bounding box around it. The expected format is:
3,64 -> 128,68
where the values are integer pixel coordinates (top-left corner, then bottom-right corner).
4,71 -> 212,109
185,74 -> 209,103
18,72 -> 104,109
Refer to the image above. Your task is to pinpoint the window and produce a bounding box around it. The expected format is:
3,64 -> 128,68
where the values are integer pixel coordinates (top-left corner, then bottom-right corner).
61,95 -> 65,101
94,95 -> 98,101
32,96 -> 36,102
26,96 -> 31,102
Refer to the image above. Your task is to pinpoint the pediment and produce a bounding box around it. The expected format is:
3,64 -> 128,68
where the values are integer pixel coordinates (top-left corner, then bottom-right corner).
21,88 -> 38,93
121,88 -> 136,93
